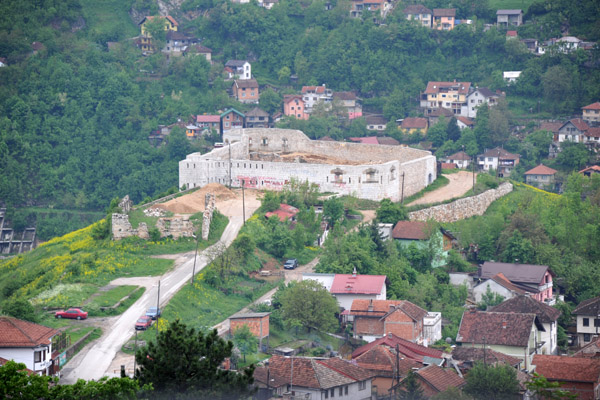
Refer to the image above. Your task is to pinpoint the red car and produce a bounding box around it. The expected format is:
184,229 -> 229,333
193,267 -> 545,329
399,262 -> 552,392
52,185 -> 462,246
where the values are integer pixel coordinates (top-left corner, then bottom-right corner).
55,308 -> 88,320
135,316 -> 153,330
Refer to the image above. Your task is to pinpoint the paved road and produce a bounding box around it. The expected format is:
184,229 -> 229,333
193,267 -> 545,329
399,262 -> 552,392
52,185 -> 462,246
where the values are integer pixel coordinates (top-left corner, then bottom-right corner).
60,192 -> 260,383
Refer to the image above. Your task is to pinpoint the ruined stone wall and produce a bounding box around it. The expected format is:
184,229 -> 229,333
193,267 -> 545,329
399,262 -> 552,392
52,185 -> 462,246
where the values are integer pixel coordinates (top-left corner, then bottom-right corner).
408,182 -> 513,223
201,193 -> 215,240
180,129 -> 436,201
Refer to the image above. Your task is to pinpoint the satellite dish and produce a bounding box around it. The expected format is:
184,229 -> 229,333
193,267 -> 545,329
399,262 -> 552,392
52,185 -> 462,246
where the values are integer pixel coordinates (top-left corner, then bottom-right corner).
445,337 -> 452,344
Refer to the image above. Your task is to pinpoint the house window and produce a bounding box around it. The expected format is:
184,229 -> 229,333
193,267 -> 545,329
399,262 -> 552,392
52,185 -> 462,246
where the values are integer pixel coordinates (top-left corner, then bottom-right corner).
345,386 -> 348,395
359,381 -> 366,390
584,318 -> 590,326
325,391 -> 328,399
339,387 -> 343,396
331,388 -> 335,397
595,318 -> 600,327
261,137 -> 268,146
584,333 -> 591,342
34,351 -> 42,363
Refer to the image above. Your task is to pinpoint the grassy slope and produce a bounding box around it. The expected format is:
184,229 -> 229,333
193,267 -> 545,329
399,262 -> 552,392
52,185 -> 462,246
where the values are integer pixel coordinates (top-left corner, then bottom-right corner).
79,0 -> 139,41
488,0 -> 536,13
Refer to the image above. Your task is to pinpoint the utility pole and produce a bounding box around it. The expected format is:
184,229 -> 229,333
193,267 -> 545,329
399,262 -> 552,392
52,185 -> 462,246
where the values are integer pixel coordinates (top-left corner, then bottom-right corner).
401,172 -> 406,204
483,336 -> 487,367
133,330 -> 138,377
156,280 -> 161,336
472,154 -> 476,194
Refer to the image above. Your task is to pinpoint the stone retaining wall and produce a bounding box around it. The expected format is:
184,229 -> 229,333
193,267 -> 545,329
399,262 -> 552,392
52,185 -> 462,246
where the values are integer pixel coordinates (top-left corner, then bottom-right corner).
408,182 -> 513,223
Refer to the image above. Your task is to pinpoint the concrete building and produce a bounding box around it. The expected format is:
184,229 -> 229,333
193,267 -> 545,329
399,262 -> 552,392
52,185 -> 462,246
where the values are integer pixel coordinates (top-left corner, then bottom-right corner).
496,9 -> 523,27
229,312 -> 270,350
179,128 -> 436,201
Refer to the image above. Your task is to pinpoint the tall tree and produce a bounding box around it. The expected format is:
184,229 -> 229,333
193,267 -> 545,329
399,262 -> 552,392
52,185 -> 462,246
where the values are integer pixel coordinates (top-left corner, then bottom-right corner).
278,280 -> 339,332
135,319 -> 255,399
464,363 -> 519,400
232,325 -> 258,363
446,117 -> 461,142
398,370 -> 425,400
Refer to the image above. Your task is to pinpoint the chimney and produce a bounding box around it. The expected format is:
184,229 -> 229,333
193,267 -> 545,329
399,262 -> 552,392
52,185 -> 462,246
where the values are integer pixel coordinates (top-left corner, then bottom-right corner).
368,299 -> 373,312
352,267 -> 357,277
502,321 -> 507,329
389,304 -> 396,312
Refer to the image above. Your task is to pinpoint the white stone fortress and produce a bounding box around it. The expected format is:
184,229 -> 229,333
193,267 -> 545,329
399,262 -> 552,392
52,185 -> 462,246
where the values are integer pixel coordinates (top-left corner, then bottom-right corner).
179,129 -> 436,201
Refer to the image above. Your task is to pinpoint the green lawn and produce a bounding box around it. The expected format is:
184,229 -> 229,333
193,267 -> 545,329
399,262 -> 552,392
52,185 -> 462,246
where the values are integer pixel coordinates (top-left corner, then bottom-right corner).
85,285 -> 146,317
80,0 -> 139,43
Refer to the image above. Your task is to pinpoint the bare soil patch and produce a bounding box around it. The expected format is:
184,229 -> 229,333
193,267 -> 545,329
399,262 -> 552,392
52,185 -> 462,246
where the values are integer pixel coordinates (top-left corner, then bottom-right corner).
152,183 -> 237,214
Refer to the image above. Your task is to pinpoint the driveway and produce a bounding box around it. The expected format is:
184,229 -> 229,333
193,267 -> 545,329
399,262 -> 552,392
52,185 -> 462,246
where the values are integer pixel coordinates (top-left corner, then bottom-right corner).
407,171 -> 476,206
59,190 -> 260,383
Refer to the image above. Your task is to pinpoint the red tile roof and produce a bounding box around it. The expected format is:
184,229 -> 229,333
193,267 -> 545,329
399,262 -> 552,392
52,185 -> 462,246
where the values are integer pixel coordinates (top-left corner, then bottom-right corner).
456,310 -> 540,347
258,355 -> 372,390
333,91 -> 357,101
415,365 -> 465,393
0,317 -> 58,348
533,355 -> 600,383
524,164 -> 557,176
350,300 -> 428,322
562,118 -> 590,132
424,81 -> 470,95
480,147 -> 519,160
586,127 -> 600,138
392,221 -> 430,240
441,162 -> 456,169
265,204 -> 299,222
401,118 -> 428,129
506,30 -> 518,37
583,102 -> 600,110
352,333 -> 444,361
403,4 -> 432,14
579,165 -> 600,174
488,273 -> 526,295
451,347 -> 521,367
480,261 -> 550,285
283,94 -> 303,104
540,122 -> 563,133
301,85 -> 326,94
491,294 -> 561,324
330,274 -> 386,295
196,115 -> 220,123
354,344 -> 423,375
455,116 -> 474,126
447,151 -> 471,161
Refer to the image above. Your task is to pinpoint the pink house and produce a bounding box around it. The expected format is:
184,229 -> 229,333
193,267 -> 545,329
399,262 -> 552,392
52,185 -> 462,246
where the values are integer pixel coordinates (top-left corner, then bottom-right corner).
479,261 -> 554,304
283,95 -> 308,120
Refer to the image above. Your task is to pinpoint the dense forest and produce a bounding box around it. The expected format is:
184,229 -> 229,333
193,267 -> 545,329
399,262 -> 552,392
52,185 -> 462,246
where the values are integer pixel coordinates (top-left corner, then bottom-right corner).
0,0 -> 599,238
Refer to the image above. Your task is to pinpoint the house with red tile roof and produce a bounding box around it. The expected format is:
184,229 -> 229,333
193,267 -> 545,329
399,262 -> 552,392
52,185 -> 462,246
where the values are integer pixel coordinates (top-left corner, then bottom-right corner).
253,355 -> 373,400
392,221 -> 455,268
582,102 -> 600,124
477,147 -> 520,177
445,151 -> 471,169
580,165 -> 600,177
352,332 -> 445,362
232,79 -> 259,104
365,115 -> 388,131
420,81 -> 471,116
451,347 -> 521,373
301,85 -> 332,112
350,299 -> 429,344
550,118 -> 600,157
411,365 -> 466,397
195,115 -> 221,134
491,294 -> 561,355
532,355 -> 600,400
473,272 -> 527,304
403,4 -> 433,27
0,317 -> 59,376
478,261 -> 554,304
455,115 -> 474,130
524,164 -> 557,189
400,117 -> 429,135
353,343 -> 423,398
265,204 -> 299,222
573,296 -> 600,348
302,272 -> 387,312
456,310 -> 545,372
283,95 -> 309,120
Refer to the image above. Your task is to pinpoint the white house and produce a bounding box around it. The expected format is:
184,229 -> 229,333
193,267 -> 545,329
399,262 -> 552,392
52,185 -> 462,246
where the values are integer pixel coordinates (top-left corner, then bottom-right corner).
423,312 -> 442,346
503,71 -> 521,84
445,151 -> 471,169
224,60 -> 251,80
0,317 -> 59,376
473,272 -> 526,303
465,87 -> 503,118
303,271 -> 387,312
573,296 -> 600,347
477,147 -> 520,177
492,295 -> 561,355
301,84 -> 333,111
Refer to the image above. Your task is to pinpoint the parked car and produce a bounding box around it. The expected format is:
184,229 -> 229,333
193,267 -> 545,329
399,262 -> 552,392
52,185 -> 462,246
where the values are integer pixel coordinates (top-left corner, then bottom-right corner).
135,316 -> 153,330
55,308 -> 88,320
146,307 -> 161,320
283,258 -> 298,270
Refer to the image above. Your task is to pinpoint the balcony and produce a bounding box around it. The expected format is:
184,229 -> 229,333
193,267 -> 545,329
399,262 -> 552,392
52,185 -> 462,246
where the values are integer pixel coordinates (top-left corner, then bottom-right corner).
34,359 -> 52,371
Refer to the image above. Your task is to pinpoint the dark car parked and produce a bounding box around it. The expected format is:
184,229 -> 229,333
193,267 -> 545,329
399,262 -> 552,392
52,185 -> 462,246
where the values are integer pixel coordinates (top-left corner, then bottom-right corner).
283,259 -> 299,270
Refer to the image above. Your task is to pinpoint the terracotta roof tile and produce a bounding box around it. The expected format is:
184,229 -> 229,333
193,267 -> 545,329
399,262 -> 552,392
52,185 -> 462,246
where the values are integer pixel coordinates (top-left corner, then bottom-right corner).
487,273 -> 526,295
533,355 -> 600,383
301,85 -> 326,94
401,118 -> 428,129
524,164 -> 557,176
234,79 -> 258,89
355,345 -> 423,376
377,137 -> 400,146
0,317 -> 58,348
573,296 -> 600,316
456,310 -> 540,347
455,116 -> 474,126
540,122 -> 562,133
352,333 -> 444,361
415,365 -> 465,392
480,147 -> 520,160
350,299 -> 428,323
330,274 -> 386,295
451,347 -> 521,367
491,294 -> 560,324
563,118 -> 590,132
333,91 -> 357,101
392,221 -> 430,240
447,151 -> 471,161
480,261 -> 549,285
196,115 -> 220,123
424,81 -> 470,95
582,102 -> 600,110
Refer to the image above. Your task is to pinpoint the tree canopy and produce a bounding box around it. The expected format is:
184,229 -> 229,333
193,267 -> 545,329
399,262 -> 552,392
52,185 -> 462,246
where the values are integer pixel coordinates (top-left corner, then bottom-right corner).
277,280 -> 339,332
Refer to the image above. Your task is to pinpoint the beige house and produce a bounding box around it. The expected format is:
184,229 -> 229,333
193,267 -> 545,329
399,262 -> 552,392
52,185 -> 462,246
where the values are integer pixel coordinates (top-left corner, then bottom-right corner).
583,102 -> 600,124
524,164 -> 557,189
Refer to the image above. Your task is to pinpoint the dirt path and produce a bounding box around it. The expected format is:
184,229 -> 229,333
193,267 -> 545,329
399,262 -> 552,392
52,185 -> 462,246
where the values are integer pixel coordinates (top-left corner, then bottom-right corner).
407,171 -> 476,207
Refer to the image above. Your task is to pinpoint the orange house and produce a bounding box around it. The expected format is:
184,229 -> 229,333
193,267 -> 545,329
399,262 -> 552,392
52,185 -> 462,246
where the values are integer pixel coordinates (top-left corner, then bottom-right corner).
433,8 -> 456,30
283,95 -> 309,120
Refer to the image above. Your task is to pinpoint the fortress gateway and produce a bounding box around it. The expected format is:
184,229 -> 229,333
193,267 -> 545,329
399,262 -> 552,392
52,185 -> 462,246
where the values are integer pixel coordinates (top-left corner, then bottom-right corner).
179,129 -> 436,201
